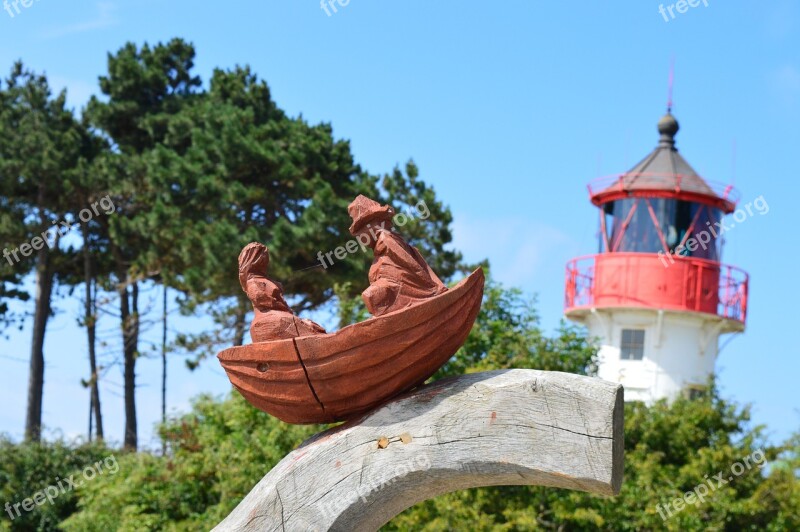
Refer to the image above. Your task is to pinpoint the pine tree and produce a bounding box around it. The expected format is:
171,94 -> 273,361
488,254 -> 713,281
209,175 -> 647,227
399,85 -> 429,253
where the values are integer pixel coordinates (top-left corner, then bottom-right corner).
0,62 -> 96,442
86,38 -> 202,450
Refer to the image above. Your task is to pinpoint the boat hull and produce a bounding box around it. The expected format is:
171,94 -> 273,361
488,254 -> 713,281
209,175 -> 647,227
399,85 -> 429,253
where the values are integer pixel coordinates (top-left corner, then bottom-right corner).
218,269 -> 485,424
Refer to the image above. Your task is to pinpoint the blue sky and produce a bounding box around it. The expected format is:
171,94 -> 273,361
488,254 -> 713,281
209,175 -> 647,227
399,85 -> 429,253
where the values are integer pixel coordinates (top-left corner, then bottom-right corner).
0,1 -> 798,448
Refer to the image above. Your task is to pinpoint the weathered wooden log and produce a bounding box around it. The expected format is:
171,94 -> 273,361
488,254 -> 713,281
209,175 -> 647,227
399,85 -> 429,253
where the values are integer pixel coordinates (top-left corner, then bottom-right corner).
214,369 -> 624,532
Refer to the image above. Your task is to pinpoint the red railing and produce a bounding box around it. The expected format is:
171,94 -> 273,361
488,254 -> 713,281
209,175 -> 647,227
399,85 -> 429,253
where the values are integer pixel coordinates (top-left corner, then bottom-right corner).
565,253 -> 748,325
718,263 -> 748,323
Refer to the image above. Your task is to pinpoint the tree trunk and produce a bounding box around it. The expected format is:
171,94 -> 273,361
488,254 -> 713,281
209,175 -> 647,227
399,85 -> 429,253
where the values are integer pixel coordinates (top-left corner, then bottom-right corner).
24,213 -> 58,442
161,284 -> 167,454
88,394 -> 93,442
233,295 -> 249,347
82,223 -> 103,441
117,263 -> 139,450
126,280 -> 139,450
90,279 -> 104,441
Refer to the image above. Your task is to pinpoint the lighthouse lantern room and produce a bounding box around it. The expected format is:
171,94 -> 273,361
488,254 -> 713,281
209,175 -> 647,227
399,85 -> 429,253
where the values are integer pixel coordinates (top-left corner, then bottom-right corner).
564,111 -> 749,403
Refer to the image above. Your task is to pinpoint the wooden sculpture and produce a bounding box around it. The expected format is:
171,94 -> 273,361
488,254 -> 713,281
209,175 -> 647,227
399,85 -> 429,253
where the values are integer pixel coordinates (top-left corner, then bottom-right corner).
218,196 -> 485,424
238,243 -> 327,342
348,195 -> 448,316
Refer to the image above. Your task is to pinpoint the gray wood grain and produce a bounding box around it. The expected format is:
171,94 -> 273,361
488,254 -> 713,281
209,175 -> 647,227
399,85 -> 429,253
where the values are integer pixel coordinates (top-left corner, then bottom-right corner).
213,369 -> 624,532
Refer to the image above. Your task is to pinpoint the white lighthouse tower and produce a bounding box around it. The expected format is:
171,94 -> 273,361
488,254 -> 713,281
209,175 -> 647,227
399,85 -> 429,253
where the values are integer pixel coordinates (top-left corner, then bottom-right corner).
564,111 -> 749,402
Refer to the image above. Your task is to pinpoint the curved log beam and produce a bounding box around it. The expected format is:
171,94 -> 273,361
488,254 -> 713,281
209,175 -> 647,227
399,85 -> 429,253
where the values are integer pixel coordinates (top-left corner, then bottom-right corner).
214,370 -> 624,532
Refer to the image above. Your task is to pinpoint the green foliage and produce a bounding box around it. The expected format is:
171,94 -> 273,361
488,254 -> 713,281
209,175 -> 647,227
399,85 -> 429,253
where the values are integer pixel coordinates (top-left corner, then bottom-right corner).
60,394 -> 320,532
0,260 -> 27,333
152,63 -> 373,309
0,437 -> 110,532
87,38 -> 202,153
333,281 -> 370,328
437,270 -> 596,378
0,60 -> 92,307
0,61 -> 103,441
381,161 -> 465,281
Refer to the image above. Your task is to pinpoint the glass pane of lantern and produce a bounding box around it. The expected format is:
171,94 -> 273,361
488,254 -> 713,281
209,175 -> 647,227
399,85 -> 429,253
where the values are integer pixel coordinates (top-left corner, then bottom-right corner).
604,198 -> 724,259
607,198 -> 663,253
670,203 -> 723,261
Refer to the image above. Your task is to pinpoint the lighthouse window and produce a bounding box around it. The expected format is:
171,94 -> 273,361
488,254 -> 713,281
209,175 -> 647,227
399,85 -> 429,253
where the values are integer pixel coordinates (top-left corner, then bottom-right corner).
620,329 -> 645,360
603,198 -> 723,260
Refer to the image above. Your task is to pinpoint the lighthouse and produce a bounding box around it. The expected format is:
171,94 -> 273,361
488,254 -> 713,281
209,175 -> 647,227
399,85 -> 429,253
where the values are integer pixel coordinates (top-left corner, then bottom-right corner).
564,111 -> 749,402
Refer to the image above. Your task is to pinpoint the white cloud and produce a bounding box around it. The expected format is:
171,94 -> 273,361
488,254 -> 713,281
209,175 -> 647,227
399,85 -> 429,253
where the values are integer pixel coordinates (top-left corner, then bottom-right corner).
769,65 -> 800,109
39,2 -> 117,39
452,214 -> 577,290
764,0 -> 797,40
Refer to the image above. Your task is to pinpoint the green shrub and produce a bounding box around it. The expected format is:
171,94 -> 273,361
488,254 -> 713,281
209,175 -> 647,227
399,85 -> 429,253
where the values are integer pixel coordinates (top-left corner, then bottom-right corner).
0,437 -> 111,531
60,393 -> 319,531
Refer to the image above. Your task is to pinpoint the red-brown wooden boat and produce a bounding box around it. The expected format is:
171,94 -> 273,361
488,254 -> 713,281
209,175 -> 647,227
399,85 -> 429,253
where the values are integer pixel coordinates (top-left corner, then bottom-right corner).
217,268 -> 484,424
